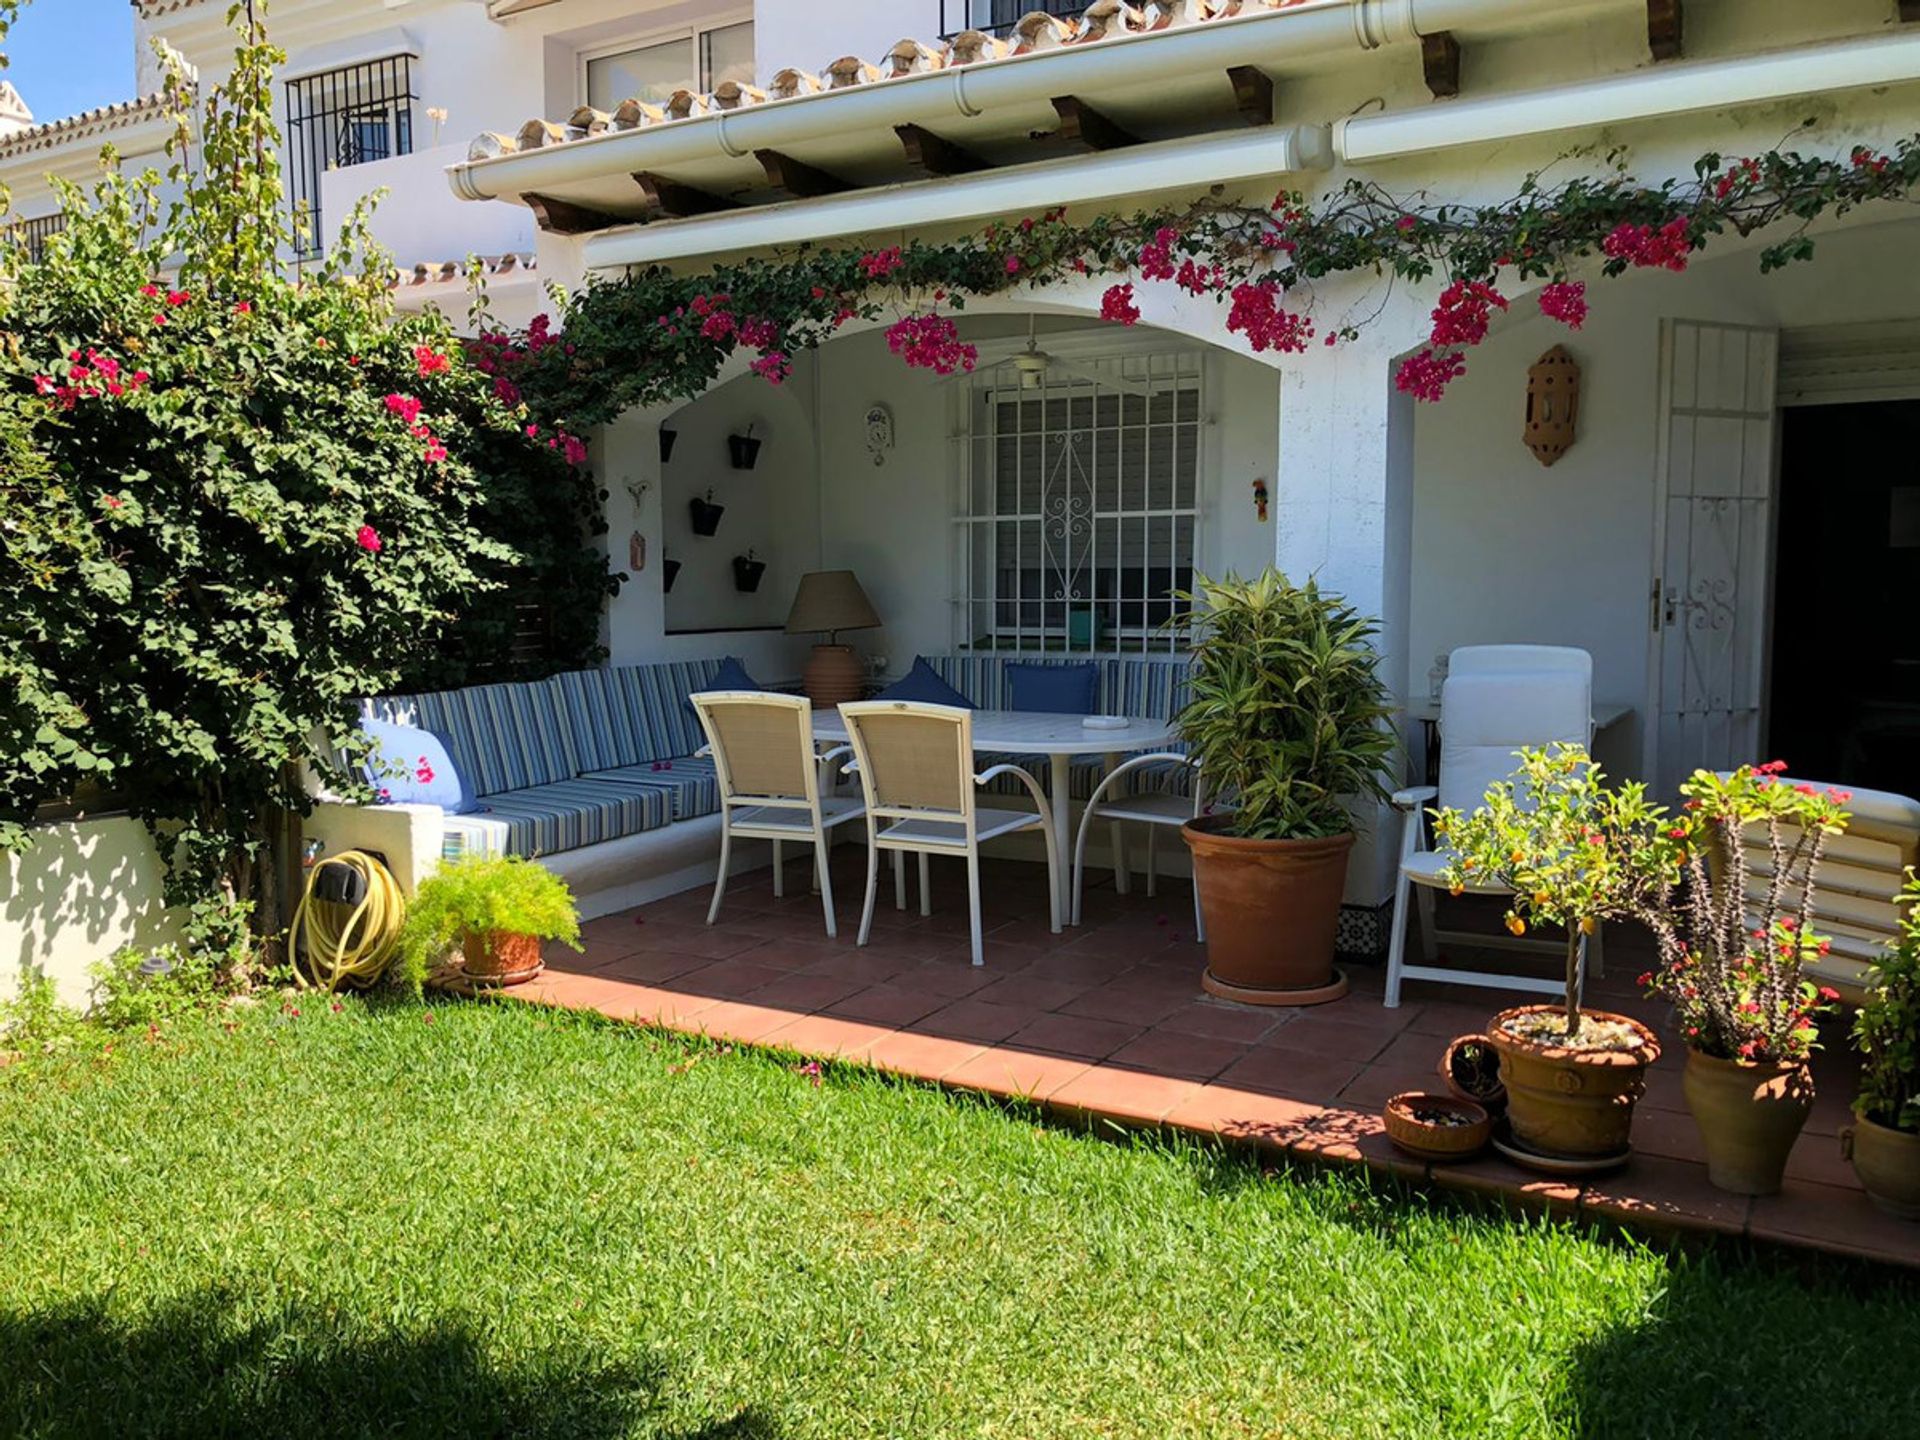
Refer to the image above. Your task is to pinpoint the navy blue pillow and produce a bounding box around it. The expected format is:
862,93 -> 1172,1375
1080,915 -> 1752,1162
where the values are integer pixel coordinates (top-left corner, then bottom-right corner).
1007,662 -> 1100,715
876,657 -> 974,708
708,655 -> 763,692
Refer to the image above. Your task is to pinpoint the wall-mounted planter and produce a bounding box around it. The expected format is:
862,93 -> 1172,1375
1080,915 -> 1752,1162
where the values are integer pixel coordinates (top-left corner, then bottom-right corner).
662,559 -> 681,593
732,552 -> 767,593
658,428 -> 678,464
689,494 -> 725,536
727,429 -> 762,470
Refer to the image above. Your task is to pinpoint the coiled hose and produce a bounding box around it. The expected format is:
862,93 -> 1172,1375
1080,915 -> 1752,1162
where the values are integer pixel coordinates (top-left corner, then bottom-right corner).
290,849 -> 407,992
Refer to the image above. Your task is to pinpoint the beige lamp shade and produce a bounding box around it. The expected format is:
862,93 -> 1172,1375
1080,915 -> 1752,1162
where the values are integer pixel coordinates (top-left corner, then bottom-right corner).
785,570 -> 880,640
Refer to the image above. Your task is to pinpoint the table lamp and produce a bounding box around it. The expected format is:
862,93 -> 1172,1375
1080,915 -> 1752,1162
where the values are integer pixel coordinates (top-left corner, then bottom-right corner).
786,570 -> 881,707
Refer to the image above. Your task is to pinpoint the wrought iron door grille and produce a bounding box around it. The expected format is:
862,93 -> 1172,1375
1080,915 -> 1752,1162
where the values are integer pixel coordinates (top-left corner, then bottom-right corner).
3,211 -> 66,262
954,350 -> 1204,654
285,55 -> 416,258
938,0 -> 1086,40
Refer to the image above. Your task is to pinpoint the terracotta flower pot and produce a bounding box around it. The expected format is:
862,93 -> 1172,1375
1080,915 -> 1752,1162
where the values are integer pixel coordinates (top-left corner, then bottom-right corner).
460,929 -> 544,986
1384,1091 -> 1491,1160
1682,1048 -> 1813,1196
1183,816 -> 1352,1006
1485,1006 -> 1660,1159
1843,1115 -> 1920,1220
1439,1033 -> 1507,1116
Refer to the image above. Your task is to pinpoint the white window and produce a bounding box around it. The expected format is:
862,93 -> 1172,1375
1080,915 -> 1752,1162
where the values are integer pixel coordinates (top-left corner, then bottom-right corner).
584,19 -> 754,109
954,351 -> 1204,654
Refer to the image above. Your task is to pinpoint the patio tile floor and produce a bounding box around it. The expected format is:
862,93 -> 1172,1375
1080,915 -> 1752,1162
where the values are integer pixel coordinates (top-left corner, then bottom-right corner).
517,852 -> 1919,1271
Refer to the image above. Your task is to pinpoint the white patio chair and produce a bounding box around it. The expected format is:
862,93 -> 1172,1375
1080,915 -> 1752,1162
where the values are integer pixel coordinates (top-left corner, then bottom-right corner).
692,691 -> 864,938
1384,647 -> 1596,1008
1069,752 -> 1207,940
838,700 -> 1061,966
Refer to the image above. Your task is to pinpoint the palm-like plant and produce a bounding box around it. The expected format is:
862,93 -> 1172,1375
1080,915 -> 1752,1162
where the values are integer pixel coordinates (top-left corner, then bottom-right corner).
1173,570 -> 1395,841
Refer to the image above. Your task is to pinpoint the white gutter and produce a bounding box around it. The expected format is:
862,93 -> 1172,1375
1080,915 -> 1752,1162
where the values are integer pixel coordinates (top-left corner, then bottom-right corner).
446,0 -> 1637,203
580,123 -> 1332,270
1337,29 -> 1920,161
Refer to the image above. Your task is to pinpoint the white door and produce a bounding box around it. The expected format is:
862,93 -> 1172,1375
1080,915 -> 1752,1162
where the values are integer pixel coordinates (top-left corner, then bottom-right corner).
1647,319 -> 1780,799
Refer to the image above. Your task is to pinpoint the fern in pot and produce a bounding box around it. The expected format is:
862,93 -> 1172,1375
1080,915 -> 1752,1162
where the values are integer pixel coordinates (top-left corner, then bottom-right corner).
1175,570 -> 1395,1006
398,854 -> 582,989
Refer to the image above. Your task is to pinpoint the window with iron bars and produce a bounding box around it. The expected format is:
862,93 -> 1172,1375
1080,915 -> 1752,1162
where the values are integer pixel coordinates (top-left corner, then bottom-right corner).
3,211 -> 66,262
938,0 -> 1086,40
284,56 -> 416,258
953,351 -> 1203,654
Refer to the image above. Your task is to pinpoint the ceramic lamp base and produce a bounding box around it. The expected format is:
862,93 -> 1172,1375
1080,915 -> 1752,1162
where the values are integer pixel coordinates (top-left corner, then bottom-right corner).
804,644 -> 865,707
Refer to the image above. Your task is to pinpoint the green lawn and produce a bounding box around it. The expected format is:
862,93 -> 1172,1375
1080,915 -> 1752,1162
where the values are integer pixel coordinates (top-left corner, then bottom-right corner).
1,1000 -> 1914,1439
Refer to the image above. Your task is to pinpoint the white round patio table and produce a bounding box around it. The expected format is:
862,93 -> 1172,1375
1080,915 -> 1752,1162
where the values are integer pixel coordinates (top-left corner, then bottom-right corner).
810,708 -> 1179,922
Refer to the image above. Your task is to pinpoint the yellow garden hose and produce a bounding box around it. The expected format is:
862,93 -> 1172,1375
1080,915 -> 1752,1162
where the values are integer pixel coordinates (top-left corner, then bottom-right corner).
290,850 -> 407,992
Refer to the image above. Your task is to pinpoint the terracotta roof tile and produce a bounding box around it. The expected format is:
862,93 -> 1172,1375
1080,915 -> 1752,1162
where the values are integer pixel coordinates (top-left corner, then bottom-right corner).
0,91 -> 173,160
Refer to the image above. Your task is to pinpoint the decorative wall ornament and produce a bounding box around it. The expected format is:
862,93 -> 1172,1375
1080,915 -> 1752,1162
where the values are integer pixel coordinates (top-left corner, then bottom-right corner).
864,403 -> 894,465
628,531 -> 646,572
1251,477 -> 1269,521
1524,345 -> 1581,467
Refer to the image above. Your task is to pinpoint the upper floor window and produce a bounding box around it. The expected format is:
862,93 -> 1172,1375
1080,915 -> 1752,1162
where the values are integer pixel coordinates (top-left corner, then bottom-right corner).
285,56 -> 417,258
3,211 -> 66,263
583,19 -> 753,110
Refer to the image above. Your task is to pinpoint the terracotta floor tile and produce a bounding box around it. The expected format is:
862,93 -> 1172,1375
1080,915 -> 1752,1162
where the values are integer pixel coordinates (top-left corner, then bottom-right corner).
612,918 -> 773,960
552,935 -> 647,971
794,948 -> 922,987
1265,1017 -> 1403,1065
1020,948 -> 1143,987
910,998 -> 1039,1045
863,1030 -> 986,1084
596,949 -> 714,985
1747,1177 -> 1920,1266
1005,1012 -> 1145,1061
1368,1029 -> 1456,1073
736,970 -> 868,1014
1050,1066 -> 1203,1129
1427,1151 -> 1583,1216
1164,1085 -> 1326,1152
1213,1048 -> 1365,1104
1404,999 -> 1509,1038
1335,1063 -> 1440,1111
944,1046 -> 1092,1103
1783,1128 -> 1860,1190
756,1013 -> 890,1062
1580,1154 -> 1751,1238
616,984 -> 724,1028
973,973 -> 1093,1013
671,958 -> 795,1000
1292,1109 -> 1429,1181
827,983 -> 950,1028
1058,925 -> 1176,964
1060,978 -> 1198,1026
687,1000 -> 807,1046
883,959 -> 998,1000
1625,1104 -> 1706,1165
1153,1000 -> 1284,1045
1271,1000 -> 1423,1044
1103,1028 -> 1250,1082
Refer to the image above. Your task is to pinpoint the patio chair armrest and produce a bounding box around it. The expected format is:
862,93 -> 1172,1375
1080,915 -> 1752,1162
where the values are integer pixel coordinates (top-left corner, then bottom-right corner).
694,743 -> 713,759
974,763 -> 1055,830
816,744 -> 853,765
1390,785 -> 1439,812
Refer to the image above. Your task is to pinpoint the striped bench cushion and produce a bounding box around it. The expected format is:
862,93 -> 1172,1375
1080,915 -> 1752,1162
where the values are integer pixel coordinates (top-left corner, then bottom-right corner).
921,654 -> 1193,719
377,680 -> 580,798
581,755 -> 721,821
440,779 -> 671,859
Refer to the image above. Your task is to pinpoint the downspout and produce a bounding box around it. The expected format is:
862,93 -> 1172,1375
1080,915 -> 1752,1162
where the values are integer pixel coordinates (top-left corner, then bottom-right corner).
445,0 -> 1639,202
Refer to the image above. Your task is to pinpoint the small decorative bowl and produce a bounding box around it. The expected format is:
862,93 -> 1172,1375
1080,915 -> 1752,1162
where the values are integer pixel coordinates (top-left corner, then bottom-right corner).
1384,1091 -> 1493,1160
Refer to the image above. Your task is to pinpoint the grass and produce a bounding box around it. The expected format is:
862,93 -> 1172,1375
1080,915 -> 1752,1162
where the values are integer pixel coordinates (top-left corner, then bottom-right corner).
1,998 -> 1915,1439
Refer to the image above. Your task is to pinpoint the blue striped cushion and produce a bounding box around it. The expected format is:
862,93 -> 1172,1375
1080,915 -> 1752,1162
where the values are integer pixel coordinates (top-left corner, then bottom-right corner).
547,669 -> 641,773
383,681 -> 579,797
606,659 -> 722,764
444,779 -> 671,859
581,754 -> 721,821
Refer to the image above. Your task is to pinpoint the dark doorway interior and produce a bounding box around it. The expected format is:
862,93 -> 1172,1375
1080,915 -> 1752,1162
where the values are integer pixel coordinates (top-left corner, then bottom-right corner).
1769,399 -> 1920,797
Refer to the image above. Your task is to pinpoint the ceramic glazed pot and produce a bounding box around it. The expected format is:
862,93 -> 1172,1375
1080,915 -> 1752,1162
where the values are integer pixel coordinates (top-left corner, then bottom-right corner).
727,433 -> 762,469
1682,1048 -> 1812,1196
732,555 -> 768,592
461,929 -> 544,986
689,497 -> 726,536
1844,1115 -> 1920,1220
1485,1006 -> 1660,1159
1183,816 -> 1352,1006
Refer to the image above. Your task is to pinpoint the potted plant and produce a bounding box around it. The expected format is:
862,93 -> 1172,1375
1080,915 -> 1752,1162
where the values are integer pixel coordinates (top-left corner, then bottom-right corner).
1848,873 -> 1920,1217
1438,1034 -> 1507,1115
662,557 -> 682,593
1175,570 -> 1395,1006
689,490 -> 726,536
727,424 -> 762,470
1438,746 -> 1676,1162
732,549 -> 767,593
398,854 -> 583,989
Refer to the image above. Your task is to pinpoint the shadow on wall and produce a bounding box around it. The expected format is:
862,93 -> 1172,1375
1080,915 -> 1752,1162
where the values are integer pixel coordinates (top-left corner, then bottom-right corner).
0,1291 -> 782,1440
1,817 -> 182,1001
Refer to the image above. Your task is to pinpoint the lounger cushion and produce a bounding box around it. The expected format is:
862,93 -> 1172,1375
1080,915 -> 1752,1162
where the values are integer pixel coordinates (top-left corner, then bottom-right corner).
440,779 -> 672,859
581,754 -> 722,820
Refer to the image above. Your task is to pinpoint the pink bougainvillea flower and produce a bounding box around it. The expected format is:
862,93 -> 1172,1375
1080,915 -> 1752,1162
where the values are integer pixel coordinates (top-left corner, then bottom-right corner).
140,283 -> 160,299
233,300 -> 252,314
1004,254 -> 1022,275
355,524 -> 382,553
383,392 -> 423,425
1226,280 -> 1314,354
562,434 -> 590,465
858,246 -> 903,280
1537,281 -> 1588,329
1100,282 -> 1141,326
1394,346 -> 1468,402
422,441 -> 448,464
1427,279 -> 1508,348
749,351 -> 791,386
166,289 -> 191,307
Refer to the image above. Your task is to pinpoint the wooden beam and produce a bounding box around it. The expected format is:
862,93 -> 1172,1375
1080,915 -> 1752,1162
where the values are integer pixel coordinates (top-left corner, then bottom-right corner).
1050,94 -> 1142,152
632,172 -> 736,220
1225,65 -> 1274,126
753,148 -> 854,199
894,123 -> 993,177
1647,0 -> 1682,60
520,193 -> 622,235
1420,32 -> 1461,99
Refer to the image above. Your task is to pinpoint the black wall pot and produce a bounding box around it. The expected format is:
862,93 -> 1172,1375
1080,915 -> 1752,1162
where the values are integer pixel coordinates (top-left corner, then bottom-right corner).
732,555 -> 767,593
662,559 -> 681,593
688,496 -> 725,536
658,428 -> 678,463
727,433 -> 762,470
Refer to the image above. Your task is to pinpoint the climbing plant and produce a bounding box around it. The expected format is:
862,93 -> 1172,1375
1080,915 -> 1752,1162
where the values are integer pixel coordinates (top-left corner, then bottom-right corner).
0,3 -> 612,962
485,128 -> 1920,431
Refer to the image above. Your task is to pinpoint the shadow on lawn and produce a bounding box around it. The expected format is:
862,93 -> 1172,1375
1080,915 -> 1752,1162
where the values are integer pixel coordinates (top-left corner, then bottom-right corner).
0,1291 -> 780,1440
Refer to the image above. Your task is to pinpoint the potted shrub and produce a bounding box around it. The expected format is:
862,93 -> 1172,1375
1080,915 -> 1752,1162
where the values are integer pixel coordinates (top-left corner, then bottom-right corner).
1175,570 -> 1395,1006
1848,874 -> 1920,1217
1438,746 -> 1676,1163
1637,763 -> 1849,1194
398,854 -> 583,989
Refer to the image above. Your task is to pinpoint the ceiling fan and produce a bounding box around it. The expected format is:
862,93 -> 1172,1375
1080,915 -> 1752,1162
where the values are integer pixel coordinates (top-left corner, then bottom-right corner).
944,316 -> 1153,398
